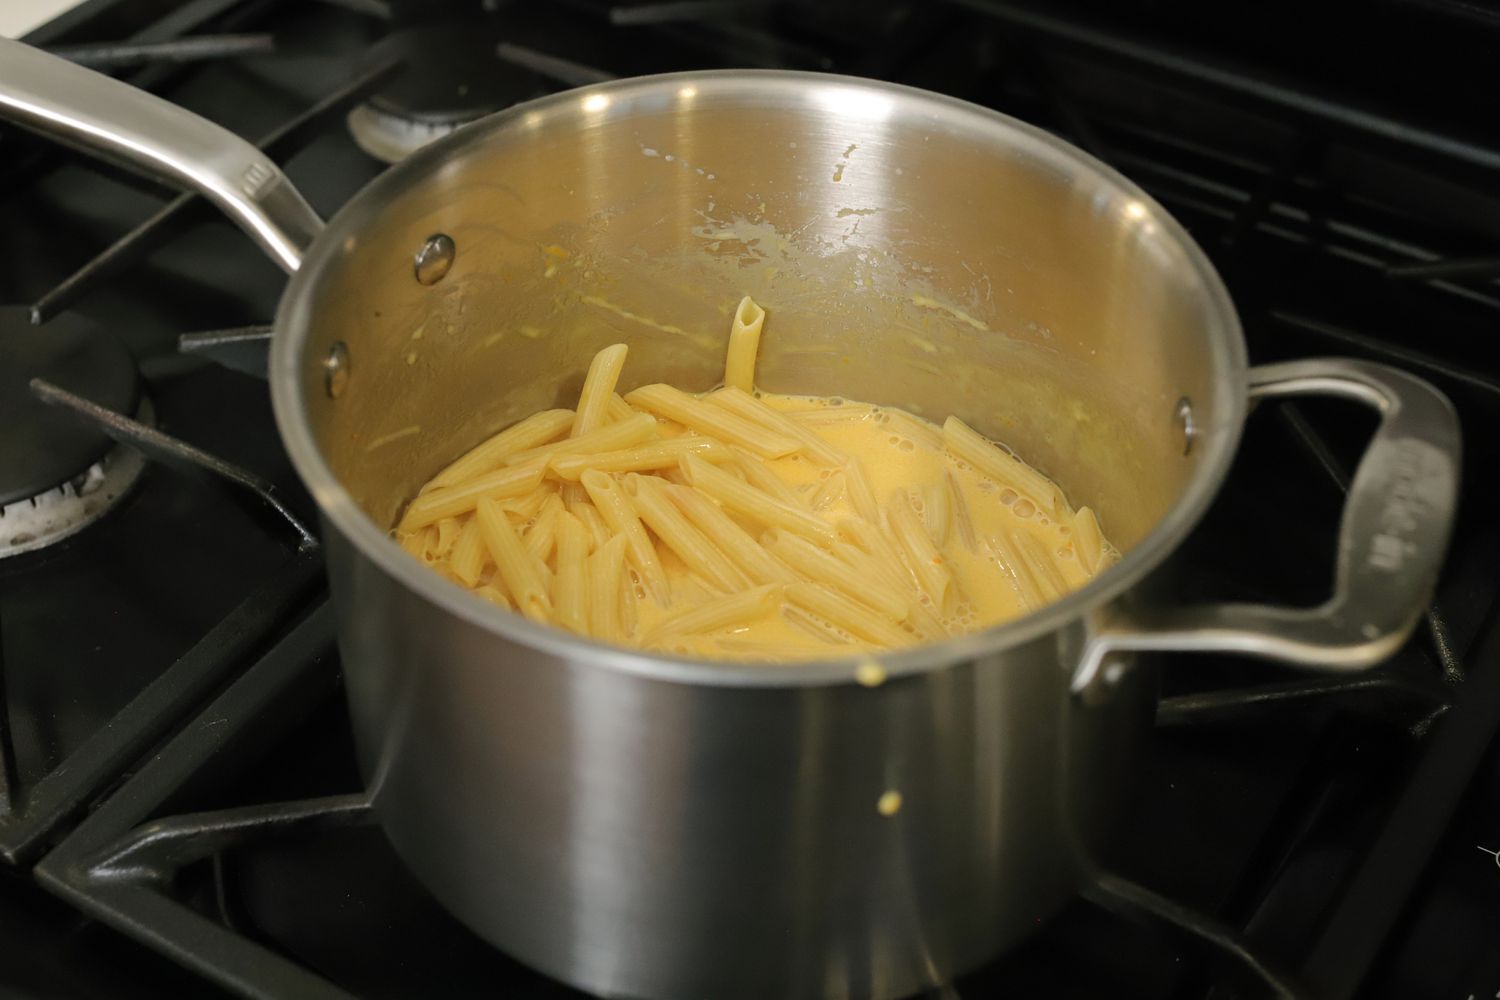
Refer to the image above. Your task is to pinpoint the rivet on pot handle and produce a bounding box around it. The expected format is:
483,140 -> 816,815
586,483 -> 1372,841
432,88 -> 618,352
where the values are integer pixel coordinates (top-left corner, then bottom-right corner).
0,38 -> 323,273
1073,358 -> 1461,698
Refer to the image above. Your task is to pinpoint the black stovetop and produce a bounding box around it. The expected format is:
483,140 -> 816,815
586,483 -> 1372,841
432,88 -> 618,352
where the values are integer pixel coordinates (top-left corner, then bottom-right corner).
3,2 -> 1500,998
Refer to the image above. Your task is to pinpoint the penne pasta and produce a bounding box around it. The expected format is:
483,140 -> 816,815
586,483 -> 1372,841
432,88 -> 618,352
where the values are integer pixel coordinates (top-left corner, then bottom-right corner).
821,544 -> 942,640
831,539 -> 909,601
985,530 -> 1047,611
903,596 -> 951,640
448,515 -> 489,587
399,462 -> 546,530
723,295 -> 766,393
842,457 -> 882,525
679,454 -> 836,544
475,497 -> 552,623
705,386 -> 845,465
573,343 -> 628,437
399,524 -> 437,561
781,603 -> 849,644
499,485 -> 554,522
618,566 -> 639,639
586,534 -> 628,642
426,409 -> 573,490
523,492 -> 565,562
809,470 -> 846,511
670,571 -> 723,607
885,408 -> 943,451
943,416 -> 1062,515
567,497 -> 611,552
645,584 -> 780,644
549,437 -> 732,480
432,516 -> 463,560
625,474 -> 751,593
921,482 -> 950,547
732,447 -> 808,509
1011,529 -> 1068,601
945,471 -> 977,552
1072,506 -> 1104,575
579,470 -> 670,603
505,412 -> 658,468
785,406 -> 873,427
606,392 -> 637,423
785,583 -> 913,648
475,585 -> 512,609
665,484 -> 799,586
558,482 -> 585,507
552,510 -> 589,633
626,384 -> 799,458
888,492 -> 955,614
763,529 -> 910,622
838,518 -> 919,596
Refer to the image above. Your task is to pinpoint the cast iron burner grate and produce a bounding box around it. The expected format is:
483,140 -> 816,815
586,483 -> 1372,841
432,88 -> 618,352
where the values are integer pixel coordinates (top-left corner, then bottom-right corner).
3,0 -> 1500,997
24,577 -> 1500,998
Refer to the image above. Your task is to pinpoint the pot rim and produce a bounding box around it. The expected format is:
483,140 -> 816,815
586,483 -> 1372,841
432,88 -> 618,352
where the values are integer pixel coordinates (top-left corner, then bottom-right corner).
270,69 -> 1247,688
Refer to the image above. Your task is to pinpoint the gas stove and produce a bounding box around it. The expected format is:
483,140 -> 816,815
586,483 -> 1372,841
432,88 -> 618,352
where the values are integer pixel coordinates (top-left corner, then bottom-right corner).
3,2 -> 1500,998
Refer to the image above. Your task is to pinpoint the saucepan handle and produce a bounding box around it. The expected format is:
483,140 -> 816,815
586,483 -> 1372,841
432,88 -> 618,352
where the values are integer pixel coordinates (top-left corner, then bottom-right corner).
0,38 -> 322,272
1072,357 -> 1461,698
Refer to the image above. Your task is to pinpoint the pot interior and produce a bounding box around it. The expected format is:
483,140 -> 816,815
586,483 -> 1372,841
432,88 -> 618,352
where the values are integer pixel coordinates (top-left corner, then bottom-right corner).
284,73 -> 1242,567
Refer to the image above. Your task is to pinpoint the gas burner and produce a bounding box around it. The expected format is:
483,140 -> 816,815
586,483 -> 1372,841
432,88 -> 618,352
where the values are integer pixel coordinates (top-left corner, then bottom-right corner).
346,20 -> 537,163
0,436 -> 147,557
0,307 -> 146,557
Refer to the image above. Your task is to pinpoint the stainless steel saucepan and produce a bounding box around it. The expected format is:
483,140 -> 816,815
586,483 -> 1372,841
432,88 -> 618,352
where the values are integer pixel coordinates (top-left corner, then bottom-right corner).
0,40 -> 1461,999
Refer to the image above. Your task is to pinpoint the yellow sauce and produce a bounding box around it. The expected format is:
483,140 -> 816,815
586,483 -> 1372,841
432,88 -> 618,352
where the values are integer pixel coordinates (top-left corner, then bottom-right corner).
619,393 -> 1101,660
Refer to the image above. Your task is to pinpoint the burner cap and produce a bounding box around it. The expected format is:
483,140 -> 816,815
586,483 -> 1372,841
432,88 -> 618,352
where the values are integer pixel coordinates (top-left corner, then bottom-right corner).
347,21 -> 537,164
0,307 -> 139,506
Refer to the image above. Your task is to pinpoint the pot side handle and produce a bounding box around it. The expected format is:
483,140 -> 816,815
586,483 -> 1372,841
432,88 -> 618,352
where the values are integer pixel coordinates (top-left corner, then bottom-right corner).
1073,358 -> 1461,698
0,38 -> 322,272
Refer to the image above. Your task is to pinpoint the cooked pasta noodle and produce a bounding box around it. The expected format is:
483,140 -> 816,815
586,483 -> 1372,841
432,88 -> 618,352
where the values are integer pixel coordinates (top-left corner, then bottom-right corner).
723,296 -> 766,394
887,491 -> 955,615
706,386 -> 845,465
942,415 -> 1063,516
785,582 -> 912,648
579,469 -> 669,604
665,484 -> 799,586
568,497 -> 612,551
646,585 -> 780,645
809,470 -> 846,511
523,493 -> 565,562
763,529 -> 909,622
606,393 -> 637,424
549,438 -> 731,480
625,474 -> 750,593
475,497 -> 551,623
426,409 -> 573,491
587,534 -> 628,641
505,412 -> 657,468
626,384 -> 799,458
679,454 -> 837,545
448,516 -> 488,587
1072,506 -> 1105,575
573,343 -> 628,438
399,462 -> 545,530
552,510 -> 590,634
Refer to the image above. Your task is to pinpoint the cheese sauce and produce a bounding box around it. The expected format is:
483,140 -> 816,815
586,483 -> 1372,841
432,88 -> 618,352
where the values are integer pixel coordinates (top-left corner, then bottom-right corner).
623,393 -> 1104,661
